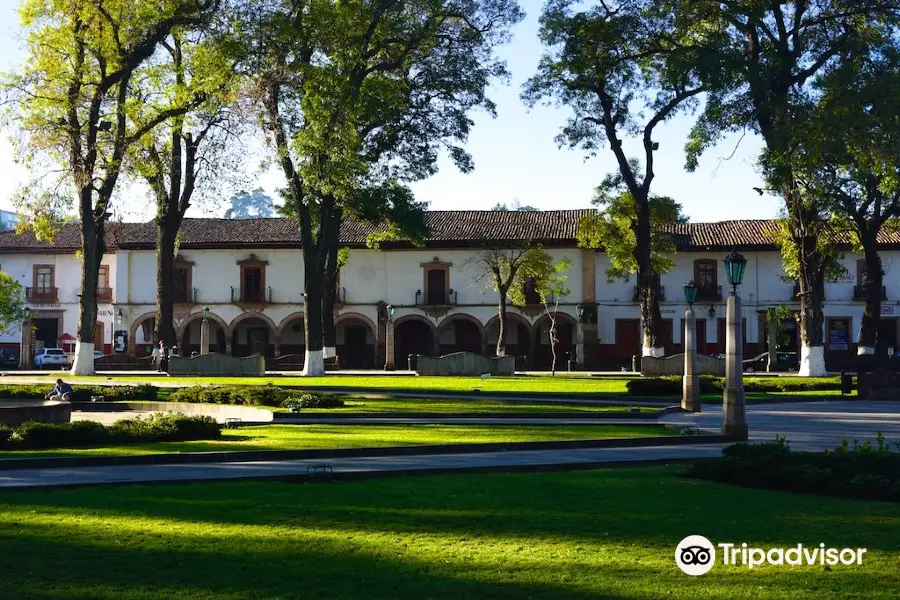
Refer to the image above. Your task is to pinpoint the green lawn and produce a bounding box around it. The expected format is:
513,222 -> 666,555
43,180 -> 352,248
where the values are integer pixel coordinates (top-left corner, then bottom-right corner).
276,397 -> 658,413
0,466 -> 895,599
0,424 -> 672,458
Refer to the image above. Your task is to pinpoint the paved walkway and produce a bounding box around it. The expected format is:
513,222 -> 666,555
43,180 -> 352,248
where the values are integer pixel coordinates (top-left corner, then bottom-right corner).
661,400 -> 900,451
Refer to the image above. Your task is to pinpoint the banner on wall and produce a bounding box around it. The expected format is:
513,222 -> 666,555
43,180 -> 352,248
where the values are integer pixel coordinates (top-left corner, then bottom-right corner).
828,319 -> 849,351
113,330 -> 128,353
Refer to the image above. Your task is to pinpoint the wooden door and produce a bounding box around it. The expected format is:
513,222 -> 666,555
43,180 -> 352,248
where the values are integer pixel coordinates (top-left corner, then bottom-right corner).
93,322 -> 104,350
615,319 -> 641,367
427,269 -> 446,304
345,326 -> 367,368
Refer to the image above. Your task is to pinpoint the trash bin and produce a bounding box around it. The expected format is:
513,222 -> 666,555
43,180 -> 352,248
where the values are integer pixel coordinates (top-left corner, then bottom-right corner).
408,353 -> 418,372
840,370 -> 853,396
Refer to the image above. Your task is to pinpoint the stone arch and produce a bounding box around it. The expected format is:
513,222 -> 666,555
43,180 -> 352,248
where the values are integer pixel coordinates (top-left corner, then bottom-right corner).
276,311 -> 307,338
393,314 -> 437,365
335,312 -> 379,369
485,312 -> 533,358
532,311 -> 578,371
230,311 -> 278,358
436,313 -> 485,356
176,311 -> 230,341
335,311 -> 378,337
230,310 -> 278,335
177,311 -> 230,356
129,312 -> 157,355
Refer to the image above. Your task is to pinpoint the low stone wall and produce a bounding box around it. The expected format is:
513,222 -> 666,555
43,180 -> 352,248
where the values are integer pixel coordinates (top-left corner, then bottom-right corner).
641,353 -> 725,376
73,401 -> 274,423
0,399 -> 71,426
415,352 -> 516,376
95,354 -> 155,371
168,353 -> 265,376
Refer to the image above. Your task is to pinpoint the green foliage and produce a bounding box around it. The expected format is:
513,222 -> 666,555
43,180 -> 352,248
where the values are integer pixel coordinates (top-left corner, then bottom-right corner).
627,376 -> 843,397
765,219 -> 847,283
3,414 -> 220,451
168,385 -> 289,407
578,191 -> 686,282
0,384 -> 157,402
283,393 -> 345,410
0,273 -> 28,336
508,250 -> 572,307
492,200 -> 538,212
687,434 -> 900,502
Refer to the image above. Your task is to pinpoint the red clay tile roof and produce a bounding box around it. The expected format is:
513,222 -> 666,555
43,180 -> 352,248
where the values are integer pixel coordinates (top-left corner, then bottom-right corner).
1,212 -> 899,253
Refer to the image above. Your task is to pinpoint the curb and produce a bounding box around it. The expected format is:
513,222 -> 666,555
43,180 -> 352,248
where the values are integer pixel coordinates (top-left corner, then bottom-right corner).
0,433 -> 735,471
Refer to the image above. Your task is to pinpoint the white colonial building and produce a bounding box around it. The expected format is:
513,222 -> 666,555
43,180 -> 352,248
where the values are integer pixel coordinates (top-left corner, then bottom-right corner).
1,211 -> 898,370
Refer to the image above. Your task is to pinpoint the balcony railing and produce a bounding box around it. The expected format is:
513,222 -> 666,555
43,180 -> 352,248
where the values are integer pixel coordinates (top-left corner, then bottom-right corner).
232,286 -> 273,303
695,285 -> 722,302
853,284 -> 887,301
416,289 -> 458,306
26,287 -> 58,303
632,285 -> 666,302
174,287 -> 198,304
96,287 -> 113,303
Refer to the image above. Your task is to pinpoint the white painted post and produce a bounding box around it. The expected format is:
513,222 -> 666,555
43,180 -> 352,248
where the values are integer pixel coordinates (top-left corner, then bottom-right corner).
682,307 -> 700,412
722,294 -> 748,439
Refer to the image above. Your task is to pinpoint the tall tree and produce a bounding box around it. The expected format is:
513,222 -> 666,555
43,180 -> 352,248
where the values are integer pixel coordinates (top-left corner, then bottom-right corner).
524,0 -> 705,358
791,45 -> 900,358
0,273 -> 28,335
128,22 -> 244,348
578,181 -> 686,290
468,242 -> 545,357
2,0 -> 219,374
680,0 -> 900,375
247,0 -> 522,375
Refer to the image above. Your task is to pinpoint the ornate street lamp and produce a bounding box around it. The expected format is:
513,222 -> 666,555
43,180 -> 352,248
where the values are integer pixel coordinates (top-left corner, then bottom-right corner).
386,304 -> 395,319
575,304 -> 585,322
202,306 -> 210,322
683,280 -> 699,308
722,249 -> 748,439
724,249 -> 747,295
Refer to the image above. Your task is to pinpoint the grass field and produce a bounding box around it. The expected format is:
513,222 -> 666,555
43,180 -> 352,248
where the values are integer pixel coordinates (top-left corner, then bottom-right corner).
0,424 -> 672,458
0,466 -> 894,599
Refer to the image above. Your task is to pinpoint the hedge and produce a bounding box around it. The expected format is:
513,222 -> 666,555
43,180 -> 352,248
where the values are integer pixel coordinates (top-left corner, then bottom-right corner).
627,376 -> 844,397
283,392 -> 345,410
0,384 -> 159,402
685,435 -> 900,502
168,384 -> 290,407
0,413 -> 221,451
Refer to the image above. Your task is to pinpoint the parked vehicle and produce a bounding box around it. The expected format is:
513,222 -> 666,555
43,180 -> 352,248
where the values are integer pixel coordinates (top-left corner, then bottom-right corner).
744,351 -> 798,373
33,348 -> 70,368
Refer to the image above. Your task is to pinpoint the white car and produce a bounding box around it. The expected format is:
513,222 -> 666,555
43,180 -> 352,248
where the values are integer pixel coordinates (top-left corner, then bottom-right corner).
34,348 -> 69,368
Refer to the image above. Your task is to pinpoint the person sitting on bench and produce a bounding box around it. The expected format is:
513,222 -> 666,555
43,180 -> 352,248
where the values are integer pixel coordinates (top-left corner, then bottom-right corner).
45,379 -> 74,402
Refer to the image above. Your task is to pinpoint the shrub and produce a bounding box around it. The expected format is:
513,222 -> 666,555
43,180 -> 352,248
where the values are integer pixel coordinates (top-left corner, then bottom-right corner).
7,414 -> 220,450
685,434 -> 900,502
169,385 -> 289,407
283,392 -> 345,410
627,376 -> 842,397
0,425 -> 13,449
0,384 -> 158,402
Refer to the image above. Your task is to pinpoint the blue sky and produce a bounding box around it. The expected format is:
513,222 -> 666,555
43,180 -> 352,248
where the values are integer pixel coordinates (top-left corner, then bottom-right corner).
0,0 -> 782,222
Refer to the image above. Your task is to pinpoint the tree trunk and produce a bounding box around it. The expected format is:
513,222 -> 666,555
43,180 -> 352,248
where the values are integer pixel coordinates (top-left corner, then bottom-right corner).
634,192 -> 662,357
859,235 -> 882,356
322,210 -> 341,361
303,253 -> 326,375
496,291 -> 508,357
155,215 -> 179,348
767,319 -> 777,372
71,189 -> 104,375
796,232 -> 827,376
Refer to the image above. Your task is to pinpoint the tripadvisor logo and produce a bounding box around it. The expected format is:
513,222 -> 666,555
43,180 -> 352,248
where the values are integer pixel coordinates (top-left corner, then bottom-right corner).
675,535 -> 867,576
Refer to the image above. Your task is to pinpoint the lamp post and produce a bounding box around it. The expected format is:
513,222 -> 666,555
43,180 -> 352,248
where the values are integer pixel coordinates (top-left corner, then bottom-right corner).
722,250 -> 748,439
682,280 -> 700,412
384,304 -> 395,370
19,307 -> 31,370
200,306 -> 210,355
